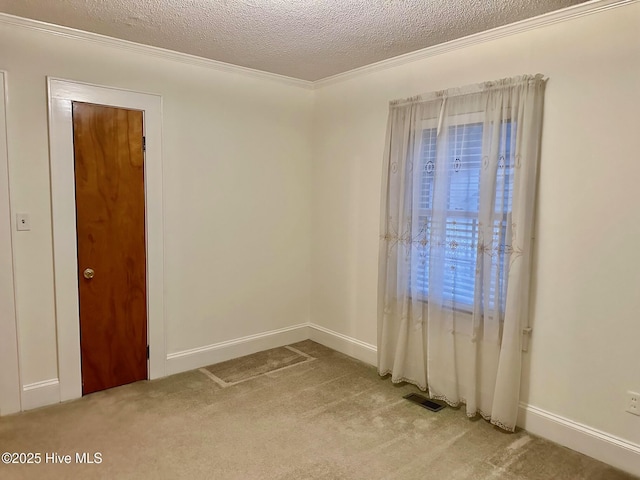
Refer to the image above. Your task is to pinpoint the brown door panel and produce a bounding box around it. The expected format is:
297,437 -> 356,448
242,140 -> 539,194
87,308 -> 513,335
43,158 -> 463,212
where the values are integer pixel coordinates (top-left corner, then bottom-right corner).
72,102 -> 147,395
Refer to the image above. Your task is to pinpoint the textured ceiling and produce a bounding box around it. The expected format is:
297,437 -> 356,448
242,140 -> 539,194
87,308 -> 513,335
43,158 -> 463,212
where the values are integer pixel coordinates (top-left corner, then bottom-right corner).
0,0 -> 588,81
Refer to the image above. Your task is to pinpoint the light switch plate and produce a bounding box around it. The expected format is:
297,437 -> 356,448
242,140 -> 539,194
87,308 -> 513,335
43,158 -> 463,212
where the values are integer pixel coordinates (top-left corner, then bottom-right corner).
16,213 -> 30,231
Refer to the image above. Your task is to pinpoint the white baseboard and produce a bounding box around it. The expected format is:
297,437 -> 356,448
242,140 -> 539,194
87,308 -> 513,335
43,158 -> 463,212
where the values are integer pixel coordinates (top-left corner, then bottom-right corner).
308,323 -> 377,366
11,323 -> 640,478
518,403 -> 640,477
165,323 -> 310,375
306,323 -> 640,477
21,379 -> 60,411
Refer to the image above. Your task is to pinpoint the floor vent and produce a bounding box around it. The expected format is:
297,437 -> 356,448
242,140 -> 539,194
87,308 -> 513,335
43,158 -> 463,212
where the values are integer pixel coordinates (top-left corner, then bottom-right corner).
403,393 -> 445,412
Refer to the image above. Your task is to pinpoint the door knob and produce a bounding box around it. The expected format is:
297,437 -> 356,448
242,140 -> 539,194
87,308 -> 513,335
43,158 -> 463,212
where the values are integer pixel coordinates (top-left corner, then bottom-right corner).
83,268 -> 95,279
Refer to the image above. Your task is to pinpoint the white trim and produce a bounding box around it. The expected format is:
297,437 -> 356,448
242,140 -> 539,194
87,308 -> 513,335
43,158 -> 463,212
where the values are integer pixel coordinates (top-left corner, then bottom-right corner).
166,324 -> 309,375
305,323 -> 640,477
21,379 -> 60,411
518,403 -> 640,477
0,13 -> 313,90
313,0 -> 637,88
47,78 -> 165,402
0,71 -> 22,416
0,1 -> 633,88
7,308 -> 640,478
308,323 -> 377,366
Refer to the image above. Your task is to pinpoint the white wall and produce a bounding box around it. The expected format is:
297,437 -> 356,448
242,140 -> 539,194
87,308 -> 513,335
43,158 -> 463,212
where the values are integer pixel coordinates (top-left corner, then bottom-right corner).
310,1 -> 640,449
1,1 -> 639,473
0,21 -> 313,391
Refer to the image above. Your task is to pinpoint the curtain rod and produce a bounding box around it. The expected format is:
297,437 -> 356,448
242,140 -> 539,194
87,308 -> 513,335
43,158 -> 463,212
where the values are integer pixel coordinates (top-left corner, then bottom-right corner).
390,74 -> 547,107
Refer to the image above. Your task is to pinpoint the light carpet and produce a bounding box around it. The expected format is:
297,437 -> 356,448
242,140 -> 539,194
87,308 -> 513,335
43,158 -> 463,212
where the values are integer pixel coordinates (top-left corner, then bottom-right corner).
0,340 -> 635,479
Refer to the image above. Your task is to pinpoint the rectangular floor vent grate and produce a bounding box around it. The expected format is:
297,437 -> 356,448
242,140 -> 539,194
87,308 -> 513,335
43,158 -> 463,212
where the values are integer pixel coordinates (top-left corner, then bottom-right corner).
403,393 -> 445,412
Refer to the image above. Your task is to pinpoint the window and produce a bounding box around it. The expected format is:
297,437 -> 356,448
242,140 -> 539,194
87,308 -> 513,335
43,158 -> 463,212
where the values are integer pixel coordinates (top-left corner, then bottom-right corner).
379,75 -> 546,430
414,120 -> 514,311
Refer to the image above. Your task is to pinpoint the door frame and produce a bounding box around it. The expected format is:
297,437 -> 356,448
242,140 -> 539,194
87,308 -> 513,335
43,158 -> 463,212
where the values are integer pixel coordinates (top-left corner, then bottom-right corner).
0,71 -> 22,415
47,78 -> 165,401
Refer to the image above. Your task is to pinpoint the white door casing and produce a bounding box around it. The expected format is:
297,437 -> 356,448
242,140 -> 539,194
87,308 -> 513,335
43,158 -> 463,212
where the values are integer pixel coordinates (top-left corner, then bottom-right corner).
47,78 -> 165,402
0,71 -> 22,415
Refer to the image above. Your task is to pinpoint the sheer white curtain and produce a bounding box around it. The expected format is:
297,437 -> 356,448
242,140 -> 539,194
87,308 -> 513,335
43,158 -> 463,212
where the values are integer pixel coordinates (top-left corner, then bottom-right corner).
378,75 -> 546,431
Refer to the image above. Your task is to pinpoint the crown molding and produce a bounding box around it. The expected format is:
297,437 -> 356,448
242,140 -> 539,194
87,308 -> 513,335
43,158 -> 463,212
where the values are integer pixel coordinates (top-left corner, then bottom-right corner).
0,12 -> 314,90
0,0 -> 635,90
313,0 -> 638,88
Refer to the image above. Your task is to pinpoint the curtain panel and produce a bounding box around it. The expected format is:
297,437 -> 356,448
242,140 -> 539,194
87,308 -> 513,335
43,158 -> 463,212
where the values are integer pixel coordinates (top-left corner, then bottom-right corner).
378,74 -> 546,431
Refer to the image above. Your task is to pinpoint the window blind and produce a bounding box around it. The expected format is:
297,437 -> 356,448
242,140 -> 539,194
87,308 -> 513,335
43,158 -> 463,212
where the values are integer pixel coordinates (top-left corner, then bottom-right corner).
414,121 -> 514,310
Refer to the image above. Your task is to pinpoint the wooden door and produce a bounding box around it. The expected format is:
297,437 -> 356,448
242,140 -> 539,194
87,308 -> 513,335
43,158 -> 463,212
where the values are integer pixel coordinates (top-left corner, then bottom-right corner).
72,102 -> 147,395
